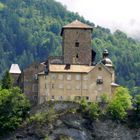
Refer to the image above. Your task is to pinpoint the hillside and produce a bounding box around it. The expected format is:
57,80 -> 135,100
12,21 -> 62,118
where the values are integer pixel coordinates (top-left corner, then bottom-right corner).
0,0 -> 140,90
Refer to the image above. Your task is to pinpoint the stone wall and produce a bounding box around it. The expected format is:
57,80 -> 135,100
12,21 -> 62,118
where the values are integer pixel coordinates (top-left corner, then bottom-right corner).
62,29 -> 92,65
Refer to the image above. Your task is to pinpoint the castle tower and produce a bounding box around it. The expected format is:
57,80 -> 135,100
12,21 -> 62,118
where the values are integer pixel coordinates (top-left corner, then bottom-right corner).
101,49 -> 115,82
61,20 -> 93,65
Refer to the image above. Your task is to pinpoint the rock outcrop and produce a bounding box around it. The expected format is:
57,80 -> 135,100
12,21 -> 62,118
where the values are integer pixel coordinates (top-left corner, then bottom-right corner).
3,102 -> 140,140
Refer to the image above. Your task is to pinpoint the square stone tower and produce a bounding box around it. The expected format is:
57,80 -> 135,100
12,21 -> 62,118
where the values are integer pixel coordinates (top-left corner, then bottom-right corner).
61,20 -> 93,65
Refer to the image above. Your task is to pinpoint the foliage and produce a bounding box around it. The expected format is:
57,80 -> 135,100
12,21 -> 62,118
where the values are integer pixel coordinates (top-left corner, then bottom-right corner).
107,87 -> 132,121
29,108 -> 55,124
1,71 -> 13,89
133,94 -> 140,119
100,93 -> 109,104
0,87 -> 30,134
79,98 -> 88,112
88,102 -> 100,120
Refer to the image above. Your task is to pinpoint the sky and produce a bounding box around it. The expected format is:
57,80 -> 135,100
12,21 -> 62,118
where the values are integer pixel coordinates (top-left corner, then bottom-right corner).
56,0 -> 140,39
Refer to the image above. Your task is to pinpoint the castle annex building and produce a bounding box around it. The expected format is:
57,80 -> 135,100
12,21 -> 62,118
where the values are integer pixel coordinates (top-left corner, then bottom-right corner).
9,20 -> 119,105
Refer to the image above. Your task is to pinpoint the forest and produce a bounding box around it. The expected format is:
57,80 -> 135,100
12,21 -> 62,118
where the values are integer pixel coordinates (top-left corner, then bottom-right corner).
0,0 -> 140,93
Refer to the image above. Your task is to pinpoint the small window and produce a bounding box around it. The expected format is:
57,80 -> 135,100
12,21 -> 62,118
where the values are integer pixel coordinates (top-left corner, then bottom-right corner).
52,84 -> 54,89
86,96 -> 89,100
45,83 -> 47,89
58,74 -> 63,80
51,74 -> 56,80
51,96 -> 55,100
59,84 -> 63,89
76,54 -> 79,58
75,96 -> 81,100
75,41 -> 79,47
75,84 -> 81,90
75,74 -> 81,80
67,74 -> 71,80
33,74 -> 38,80
96,96 -> 101,102
59,96 -> 63,100
83,85 -> 88,90
98,67 -> 102,70
83,75 -> 88,81
96,76 -> 103,84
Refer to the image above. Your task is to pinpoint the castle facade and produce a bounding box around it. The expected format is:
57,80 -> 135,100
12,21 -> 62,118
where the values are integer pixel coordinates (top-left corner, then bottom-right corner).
9,20 -> 119,105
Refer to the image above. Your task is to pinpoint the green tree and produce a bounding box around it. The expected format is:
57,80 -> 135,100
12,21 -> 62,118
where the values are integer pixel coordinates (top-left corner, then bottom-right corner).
134,94 -> 140,111
107,87 -> 132,121
89,102 -> 100,120
0,87 -> 30,134
1,71 -> 13,89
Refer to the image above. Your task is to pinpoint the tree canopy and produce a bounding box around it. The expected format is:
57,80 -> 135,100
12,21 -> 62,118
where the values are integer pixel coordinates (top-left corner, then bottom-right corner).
107,87 -> 132,120
0,87 -> 30,134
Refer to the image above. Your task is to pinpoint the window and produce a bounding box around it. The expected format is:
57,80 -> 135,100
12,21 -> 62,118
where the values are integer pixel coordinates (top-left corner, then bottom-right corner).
76,54 -> 79,58
59,84 -> 63,89
33,74 -> 38,80
58,74 -> 63,80
98,67 -> 102,71
75,96 -> 81,100
83,75 -> 88,81
96,76 -> 103,84
34,74 -> 38,80
85,96 -> 89,100
83,85 -> 88,90
51,96 -> 55,100
59,96 -> 63,100
51,74 -> 56,80
75,84 -> 81,90
96,96 -> 101,102
75,41 -> 79,47
67,74 -> 71,80
52,84 -> 54,89
75,74 -> 81,80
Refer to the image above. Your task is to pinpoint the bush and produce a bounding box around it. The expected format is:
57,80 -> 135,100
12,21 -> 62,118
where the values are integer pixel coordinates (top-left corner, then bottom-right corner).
89,102 -> 100,120
29,108 -> 55,124
0,87 -> 30,134
107,87 -> 132,121
79,98 -> 88,113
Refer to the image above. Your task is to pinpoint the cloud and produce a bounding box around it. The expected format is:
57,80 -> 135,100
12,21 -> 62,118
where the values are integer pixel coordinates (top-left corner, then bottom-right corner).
56,0 -> 140,39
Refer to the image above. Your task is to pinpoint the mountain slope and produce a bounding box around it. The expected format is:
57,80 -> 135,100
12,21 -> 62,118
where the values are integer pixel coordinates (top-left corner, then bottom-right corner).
0,0 -> 140,90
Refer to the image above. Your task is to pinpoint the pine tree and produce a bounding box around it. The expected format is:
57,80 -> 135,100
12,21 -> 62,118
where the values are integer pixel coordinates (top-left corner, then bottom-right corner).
1,71 -> 13,89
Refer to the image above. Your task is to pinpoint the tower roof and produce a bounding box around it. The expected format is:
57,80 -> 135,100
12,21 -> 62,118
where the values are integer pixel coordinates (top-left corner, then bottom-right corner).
9,64 -> 21,74
61,20 -> 93,35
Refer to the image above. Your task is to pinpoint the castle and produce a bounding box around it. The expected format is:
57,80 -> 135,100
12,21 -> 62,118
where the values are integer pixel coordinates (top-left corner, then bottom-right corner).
9,20 -> 119,105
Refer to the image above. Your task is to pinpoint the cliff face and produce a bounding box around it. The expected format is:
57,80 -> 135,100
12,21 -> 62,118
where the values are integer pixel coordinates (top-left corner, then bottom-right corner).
3,102 -> 140,140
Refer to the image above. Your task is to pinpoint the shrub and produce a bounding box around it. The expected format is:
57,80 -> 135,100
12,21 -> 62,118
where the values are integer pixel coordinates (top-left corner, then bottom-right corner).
29,108 -> 55,124
89,102 -> 100,120
79,98 -> 88,113
0,87 -> 30,134
107,87 -> 132,121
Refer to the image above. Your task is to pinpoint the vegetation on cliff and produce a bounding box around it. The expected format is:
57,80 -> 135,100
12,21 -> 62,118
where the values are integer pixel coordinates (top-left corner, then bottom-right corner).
0,72 -> 30,136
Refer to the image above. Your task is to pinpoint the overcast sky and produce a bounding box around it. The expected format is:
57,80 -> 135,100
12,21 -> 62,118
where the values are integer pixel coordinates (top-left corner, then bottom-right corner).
56,0 -> 140,39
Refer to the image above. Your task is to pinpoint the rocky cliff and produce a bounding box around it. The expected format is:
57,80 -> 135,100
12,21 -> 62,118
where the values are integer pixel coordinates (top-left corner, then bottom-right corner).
3,102 -> 140,140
